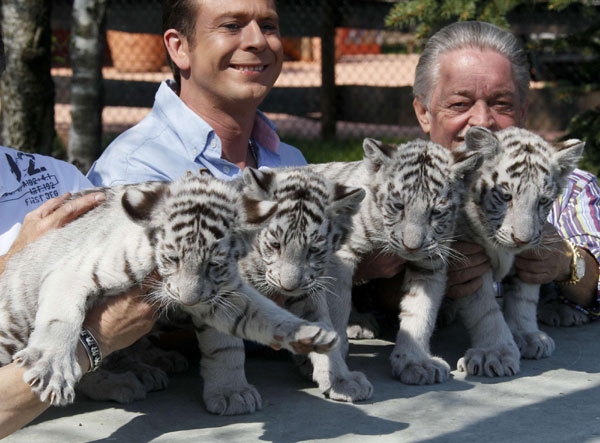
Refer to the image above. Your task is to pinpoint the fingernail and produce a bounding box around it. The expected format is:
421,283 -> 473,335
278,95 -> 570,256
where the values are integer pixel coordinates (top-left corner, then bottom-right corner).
94,194 -> 106,202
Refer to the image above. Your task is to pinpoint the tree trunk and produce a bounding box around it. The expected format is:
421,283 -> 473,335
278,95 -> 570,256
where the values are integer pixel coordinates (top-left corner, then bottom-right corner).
0,0 -> 55,155
68,0 -> 107,172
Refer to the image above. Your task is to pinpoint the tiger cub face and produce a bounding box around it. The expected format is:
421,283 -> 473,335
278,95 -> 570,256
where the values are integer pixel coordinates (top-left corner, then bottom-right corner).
243,168 -> 364,296
363,138 -> 483,262
463,126 -> 584,252
122,174 -> 277,307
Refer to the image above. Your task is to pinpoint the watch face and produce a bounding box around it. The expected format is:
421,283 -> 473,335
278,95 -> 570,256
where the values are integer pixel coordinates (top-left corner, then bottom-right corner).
575,256 -> 586,280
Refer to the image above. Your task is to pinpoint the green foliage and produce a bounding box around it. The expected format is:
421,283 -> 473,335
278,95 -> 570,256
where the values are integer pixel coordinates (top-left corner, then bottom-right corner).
295,137 -> 413,163
564,106 -> 600,176
51,34 -> 67,66
384,0 -> 522,38
286,137 -> 366,163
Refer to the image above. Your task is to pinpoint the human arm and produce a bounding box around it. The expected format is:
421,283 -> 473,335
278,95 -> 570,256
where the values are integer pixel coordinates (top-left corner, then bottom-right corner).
446,241 -> 491,299
0,288 -> 157,439
530,171 -> 600,312
515,223 -> 599,309
0,192 -> 105,275
353,250 -> 406,283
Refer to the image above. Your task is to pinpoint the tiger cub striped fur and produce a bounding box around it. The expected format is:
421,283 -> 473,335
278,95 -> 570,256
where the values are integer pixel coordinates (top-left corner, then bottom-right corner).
0,173 -> 338,406
193,168 -> 370,415
310,138 -> 483,385
242,167 -> 372,401
454,126 -> 584,377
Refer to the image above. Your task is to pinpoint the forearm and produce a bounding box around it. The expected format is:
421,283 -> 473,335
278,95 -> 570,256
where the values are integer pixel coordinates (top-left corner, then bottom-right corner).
0,254 -> 9,276
0,250 -> 16,276
0,345 -> 90,439
558,247 -> 600,309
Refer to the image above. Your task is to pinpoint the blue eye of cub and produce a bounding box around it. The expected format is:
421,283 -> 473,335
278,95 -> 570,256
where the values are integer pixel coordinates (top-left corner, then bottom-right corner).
539,196 -> 551,205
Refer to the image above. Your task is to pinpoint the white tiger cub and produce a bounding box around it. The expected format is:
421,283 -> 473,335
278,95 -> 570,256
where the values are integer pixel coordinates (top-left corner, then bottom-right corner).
242,167 -> 373,401
192,168 -> 370,415
454,126 -> 584,377
0,173 -> 338,406
310,138 -> 483,385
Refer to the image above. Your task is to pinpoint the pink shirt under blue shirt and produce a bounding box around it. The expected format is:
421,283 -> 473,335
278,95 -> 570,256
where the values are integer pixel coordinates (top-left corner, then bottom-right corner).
86,80 -> 306,186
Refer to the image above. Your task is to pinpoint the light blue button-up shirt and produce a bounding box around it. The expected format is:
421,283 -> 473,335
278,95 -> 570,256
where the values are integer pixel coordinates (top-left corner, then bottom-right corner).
87,80 -> 306,186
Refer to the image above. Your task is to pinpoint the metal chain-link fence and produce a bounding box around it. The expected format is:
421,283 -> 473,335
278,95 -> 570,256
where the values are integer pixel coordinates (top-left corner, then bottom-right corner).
50,0 -> 600,157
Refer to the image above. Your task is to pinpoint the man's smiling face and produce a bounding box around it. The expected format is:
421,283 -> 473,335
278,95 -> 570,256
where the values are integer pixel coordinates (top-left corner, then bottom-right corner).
182,0 -> 283,109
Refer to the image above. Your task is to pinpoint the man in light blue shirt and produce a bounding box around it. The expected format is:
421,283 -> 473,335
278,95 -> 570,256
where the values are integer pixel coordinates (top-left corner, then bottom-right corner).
87,80 -> 305,185
87,0 -> 305,187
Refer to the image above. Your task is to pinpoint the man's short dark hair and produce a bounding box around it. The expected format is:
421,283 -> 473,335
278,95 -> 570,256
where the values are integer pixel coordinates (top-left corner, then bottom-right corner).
163,0 -> 200,86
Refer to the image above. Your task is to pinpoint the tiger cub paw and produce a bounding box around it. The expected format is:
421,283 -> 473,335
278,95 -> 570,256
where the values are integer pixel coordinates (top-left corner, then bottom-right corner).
325,370 -> 374,402
346,311 -> 380,339
203,384 -> 262,415
275,322 -> 339,355
457,343 -> 520,377
14,346 -> 81,406
390,352 -> 451,385
538,301 -> 590,327
513,330 -> 555,360
77,370 -> 147,403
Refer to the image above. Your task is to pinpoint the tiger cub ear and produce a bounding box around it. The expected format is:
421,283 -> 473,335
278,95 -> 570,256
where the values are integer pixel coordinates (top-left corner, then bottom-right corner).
243,167 -> 276,199
449,147 -> 483,183
552,139 -> 585,179
464,126 -> 501,159
329,183 -> 365,217
240,167 -> 278,227
363,137 -> 398,172
122,182 -> 168,224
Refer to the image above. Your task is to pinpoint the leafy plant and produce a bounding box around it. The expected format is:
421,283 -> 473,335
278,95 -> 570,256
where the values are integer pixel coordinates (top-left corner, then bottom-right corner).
564,106 -> 600,176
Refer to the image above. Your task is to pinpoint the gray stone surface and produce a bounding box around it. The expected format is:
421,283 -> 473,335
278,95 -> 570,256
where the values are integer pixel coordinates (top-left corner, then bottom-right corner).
5,319 -> 600,443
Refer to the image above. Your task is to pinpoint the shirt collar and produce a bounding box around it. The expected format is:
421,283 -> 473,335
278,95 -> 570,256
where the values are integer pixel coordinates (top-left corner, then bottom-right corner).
252,110 -> 280,153
154,80 -> 281,160
154,80 -> 216,160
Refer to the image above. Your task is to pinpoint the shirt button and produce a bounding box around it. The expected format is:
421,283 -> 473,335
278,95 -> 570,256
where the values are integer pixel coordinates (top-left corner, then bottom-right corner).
210,140 -> 217,148
223,166 -> 230,173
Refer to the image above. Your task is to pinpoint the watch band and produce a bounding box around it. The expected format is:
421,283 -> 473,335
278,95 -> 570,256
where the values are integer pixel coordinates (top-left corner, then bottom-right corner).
556,240 -> 585,285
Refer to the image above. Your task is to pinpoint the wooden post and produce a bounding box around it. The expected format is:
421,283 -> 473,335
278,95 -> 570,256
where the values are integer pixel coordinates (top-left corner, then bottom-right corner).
320,0 -> 336,139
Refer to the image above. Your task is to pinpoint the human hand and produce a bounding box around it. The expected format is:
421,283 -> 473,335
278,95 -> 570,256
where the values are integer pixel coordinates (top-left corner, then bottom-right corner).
446,241 -> 491,299
514,223 -> 571,284
353,250 -> 406,281
7,192 -> 105,257
83,276 -> 159,357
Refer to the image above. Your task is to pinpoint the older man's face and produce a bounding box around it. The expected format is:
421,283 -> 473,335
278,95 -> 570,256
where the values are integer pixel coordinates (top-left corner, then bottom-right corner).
414,48 -> 526,149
